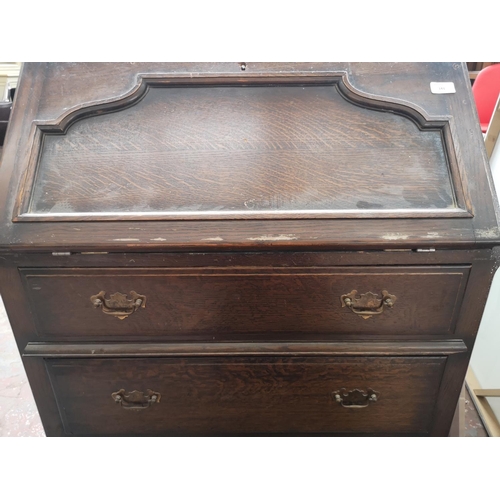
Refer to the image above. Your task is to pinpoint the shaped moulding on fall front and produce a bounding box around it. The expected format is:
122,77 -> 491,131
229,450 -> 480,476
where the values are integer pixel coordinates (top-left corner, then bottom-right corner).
15,74 -> 469,221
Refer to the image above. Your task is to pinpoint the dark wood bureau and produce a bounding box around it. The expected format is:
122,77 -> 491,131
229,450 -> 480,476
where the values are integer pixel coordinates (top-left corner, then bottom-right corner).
0,62 -> 498,436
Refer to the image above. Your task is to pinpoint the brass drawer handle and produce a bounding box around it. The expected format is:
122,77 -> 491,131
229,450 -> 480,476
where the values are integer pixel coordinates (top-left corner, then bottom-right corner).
112,389 -> 161,410
341,290 -> 396,319
90,291 -> 146,320
332,388 -> 379,408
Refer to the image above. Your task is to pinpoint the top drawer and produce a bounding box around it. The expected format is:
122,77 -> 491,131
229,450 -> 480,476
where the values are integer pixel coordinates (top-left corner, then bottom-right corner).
20,266 -> 469,340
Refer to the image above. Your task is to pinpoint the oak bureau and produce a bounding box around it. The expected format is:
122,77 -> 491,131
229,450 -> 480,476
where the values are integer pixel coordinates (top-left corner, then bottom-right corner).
0,63 -> 498,436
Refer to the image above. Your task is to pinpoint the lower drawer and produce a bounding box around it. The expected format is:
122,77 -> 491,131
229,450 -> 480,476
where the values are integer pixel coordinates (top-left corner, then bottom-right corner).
46,356 -> 447,436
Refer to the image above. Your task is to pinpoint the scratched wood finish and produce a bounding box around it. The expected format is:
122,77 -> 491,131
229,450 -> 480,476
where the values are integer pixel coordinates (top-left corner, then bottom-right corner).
1,63 -> 498,250
0,63 -> 498,437
29,85 -> 455,217
45,356 -> 446,436
20,266 -> 469,339
0,248 -> 489,269
23,340 -> 468,357
0,250 -> 488,350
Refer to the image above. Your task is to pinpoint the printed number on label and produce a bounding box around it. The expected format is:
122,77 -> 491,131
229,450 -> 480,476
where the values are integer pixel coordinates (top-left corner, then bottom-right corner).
430,82 -> 456,94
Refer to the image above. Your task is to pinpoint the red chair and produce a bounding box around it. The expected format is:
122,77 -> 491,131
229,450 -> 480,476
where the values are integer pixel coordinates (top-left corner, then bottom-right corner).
472,64 -> 500,133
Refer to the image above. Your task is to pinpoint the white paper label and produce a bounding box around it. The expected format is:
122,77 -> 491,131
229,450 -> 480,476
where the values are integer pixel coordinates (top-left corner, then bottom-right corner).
430,82 -> 456,94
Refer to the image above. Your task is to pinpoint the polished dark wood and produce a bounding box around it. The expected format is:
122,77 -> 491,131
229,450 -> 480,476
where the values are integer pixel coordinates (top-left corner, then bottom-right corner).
23,340 -> 468,357
27,84 -> 457,218
0,63 -> 498,252
45,356 -> 447,436
0,63 -> 498,437
20,266 -> 469,339
0,248 -> 491,267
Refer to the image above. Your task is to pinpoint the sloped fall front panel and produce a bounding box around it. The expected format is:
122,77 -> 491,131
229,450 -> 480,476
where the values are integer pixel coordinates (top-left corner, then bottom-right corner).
29,84 -> 455,217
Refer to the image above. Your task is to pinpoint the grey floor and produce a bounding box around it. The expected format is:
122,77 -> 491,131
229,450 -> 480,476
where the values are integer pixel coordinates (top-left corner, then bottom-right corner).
0,146 -> 44,436
0,296 -> 44,436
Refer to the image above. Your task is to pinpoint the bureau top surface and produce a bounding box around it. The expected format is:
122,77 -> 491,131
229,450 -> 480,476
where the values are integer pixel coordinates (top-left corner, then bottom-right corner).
0,62 -> 498,252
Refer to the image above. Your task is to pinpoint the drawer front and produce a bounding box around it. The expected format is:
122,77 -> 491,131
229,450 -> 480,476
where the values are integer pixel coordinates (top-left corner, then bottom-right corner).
46,356 -> 446,436
21,266 -> 469,339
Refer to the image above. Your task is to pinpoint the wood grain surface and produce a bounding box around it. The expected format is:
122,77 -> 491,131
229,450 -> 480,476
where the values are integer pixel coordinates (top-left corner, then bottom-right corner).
0,63 -> 497,437
46,356 -> 446,436
23,340 -> 468,357
20,266 -> 470,339
29,85 -> 455,217
1,63 -> 497,250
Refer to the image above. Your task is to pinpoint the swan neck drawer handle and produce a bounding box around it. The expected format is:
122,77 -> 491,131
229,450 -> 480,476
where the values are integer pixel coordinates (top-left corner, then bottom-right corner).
341,290 -> 396,319
90,291 -> 146,320
332,388 -> 379,408
112,389 -> 161,410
